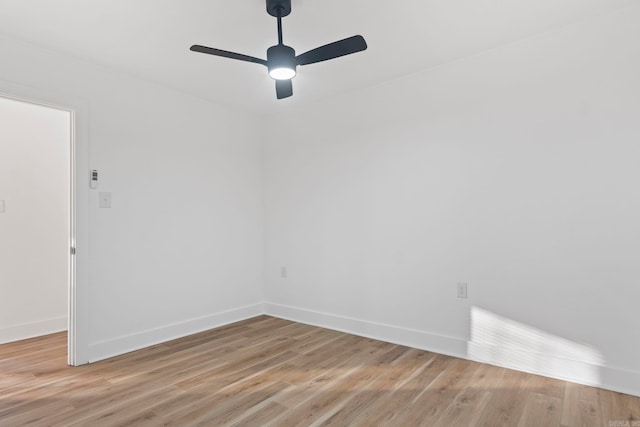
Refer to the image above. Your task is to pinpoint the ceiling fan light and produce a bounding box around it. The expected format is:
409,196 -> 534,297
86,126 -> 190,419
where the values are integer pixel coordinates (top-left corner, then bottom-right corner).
269,67 -> 296,80
267,44 -> 296,81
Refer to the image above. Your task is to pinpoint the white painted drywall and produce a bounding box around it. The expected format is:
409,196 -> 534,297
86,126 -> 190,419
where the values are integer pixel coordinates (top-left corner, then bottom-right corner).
0,34 -> 264,360
0,96 -> 70,343
263,5 -> 640,395
2,1 -> 639,397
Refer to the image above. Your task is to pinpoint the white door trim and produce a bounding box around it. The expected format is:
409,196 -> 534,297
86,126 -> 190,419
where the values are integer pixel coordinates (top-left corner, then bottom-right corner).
0,81 -> 90,365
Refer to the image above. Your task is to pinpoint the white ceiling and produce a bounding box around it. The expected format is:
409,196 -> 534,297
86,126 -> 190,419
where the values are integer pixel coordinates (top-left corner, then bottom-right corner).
0,0 -> 633,114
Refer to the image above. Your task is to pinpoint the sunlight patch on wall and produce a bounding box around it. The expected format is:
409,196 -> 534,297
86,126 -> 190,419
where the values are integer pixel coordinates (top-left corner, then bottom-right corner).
467,307 -> 604,385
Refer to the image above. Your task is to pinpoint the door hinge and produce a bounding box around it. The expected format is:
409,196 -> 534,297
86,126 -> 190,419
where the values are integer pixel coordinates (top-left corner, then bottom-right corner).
71,246 -> 76,255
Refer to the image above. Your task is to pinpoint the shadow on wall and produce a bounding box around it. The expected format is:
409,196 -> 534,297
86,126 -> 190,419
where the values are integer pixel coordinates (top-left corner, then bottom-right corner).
467,306 -> 604,386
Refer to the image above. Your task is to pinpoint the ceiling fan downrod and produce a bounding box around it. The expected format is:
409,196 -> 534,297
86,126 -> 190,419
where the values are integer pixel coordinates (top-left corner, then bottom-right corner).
268,0 -> 290,45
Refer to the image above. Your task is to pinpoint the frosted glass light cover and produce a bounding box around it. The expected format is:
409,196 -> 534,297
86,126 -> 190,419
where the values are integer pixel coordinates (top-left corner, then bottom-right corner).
269,67 -> 296,80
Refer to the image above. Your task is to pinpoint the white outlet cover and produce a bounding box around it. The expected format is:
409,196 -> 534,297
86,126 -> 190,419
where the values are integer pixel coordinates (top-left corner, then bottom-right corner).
457,283 -> 468,299
99,192 -> 111,208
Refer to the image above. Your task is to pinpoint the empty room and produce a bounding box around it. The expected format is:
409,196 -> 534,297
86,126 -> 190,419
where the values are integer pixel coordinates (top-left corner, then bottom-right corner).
1,0 -> 639,426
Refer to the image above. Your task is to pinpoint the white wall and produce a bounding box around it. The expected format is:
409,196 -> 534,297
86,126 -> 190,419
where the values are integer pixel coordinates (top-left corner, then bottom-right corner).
0,96 -> 70,343
0,34 -> 264,361
1,3 -> 639,397
263,5 -> 640,395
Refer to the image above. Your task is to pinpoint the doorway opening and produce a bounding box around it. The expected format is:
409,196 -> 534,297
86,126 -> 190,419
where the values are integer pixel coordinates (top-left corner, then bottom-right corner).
0,93 -> 76,365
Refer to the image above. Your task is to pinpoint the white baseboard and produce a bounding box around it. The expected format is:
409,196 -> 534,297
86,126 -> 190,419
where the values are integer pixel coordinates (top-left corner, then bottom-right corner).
264,301 -> 466,358
0,316 -> 67,344
88,303 -> 264,362
264,302 -> 640,397
81,300 -> 640,397
468,341 -> 640,398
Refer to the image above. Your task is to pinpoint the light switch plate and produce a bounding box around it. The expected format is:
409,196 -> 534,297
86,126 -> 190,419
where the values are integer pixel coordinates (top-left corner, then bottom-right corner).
99,192 -> 111,208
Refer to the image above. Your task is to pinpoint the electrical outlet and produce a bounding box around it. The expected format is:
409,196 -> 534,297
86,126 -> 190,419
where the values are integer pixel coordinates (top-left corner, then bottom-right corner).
457,283 -> 468,299
99,192 -> 111,208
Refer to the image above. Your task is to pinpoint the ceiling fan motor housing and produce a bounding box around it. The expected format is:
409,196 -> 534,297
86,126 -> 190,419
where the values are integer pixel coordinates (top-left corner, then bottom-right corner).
267,0 -> 291,17
267,44 -> 296,79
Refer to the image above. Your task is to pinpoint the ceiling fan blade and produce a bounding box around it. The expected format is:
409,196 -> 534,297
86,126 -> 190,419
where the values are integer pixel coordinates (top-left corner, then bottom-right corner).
275,79 -> 293,99
296,35 -> 367,66
190,45 -> 267,66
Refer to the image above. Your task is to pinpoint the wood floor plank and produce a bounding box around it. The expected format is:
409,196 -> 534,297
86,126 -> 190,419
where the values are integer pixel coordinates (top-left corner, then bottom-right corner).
476,367 -> 541,427
391,358 -> 483,426
517,392 -> 563,427
66,385 -> 184,427
271,345 -> 390,410
229,401 -> 288,427
432,363 -> 501,427
150,349 -> 299,422
561,382 -> 603,427
318,356 -> 427,427
599,387 -> 640,427
1,315 -> 639,427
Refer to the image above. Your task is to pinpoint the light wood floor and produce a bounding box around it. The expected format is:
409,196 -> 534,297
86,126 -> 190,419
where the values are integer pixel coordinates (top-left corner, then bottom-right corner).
1,316 -> 639,426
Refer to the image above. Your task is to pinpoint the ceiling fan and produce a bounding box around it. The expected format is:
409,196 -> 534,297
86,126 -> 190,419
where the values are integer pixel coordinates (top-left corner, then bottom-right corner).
190,0 -> 368,100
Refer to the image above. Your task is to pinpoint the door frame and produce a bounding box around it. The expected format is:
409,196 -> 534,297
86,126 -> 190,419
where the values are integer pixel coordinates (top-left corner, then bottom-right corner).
0,81 -> 90,365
